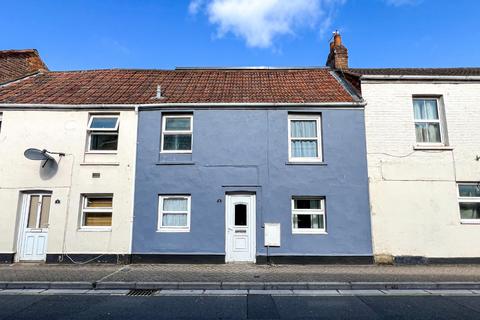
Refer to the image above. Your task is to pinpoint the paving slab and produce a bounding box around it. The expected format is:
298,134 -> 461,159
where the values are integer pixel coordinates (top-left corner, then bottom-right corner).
249,289 -> 294,295
41,289 -> 90,295
292,289 -> 340,296
338,290 -> 385,296
381,289 -> 431,295
85,289 -> 130,295
0,289 -> 45,294
155,290 -> 205,296
426,290 -> 475,296
203,290 -> 248,296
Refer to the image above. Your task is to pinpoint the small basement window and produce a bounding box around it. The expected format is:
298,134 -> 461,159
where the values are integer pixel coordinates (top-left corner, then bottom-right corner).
158,195 -> 191,232
458,184 -> 480,224
87,115 -> 119,152
292,197 -> 326,234
81,195 -> 113,229
161,114 -> 193,153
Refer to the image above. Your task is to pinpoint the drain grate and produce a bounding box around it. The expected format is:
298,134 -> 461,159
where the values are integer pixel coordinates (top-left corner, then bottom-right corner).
127,289 -> 158,296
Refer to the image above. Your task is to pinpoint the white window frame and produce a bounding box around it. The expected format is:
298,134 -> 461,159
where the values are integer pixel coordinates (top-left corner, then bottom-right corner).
86,114 -> 120,153
457,183 -> 480,224
160,114 -> 193,154
413,98 -> 446,146
291,197 -> 326,234
158,195 -> 191,232
288,114 -> 323,162
80,194 -> 113,231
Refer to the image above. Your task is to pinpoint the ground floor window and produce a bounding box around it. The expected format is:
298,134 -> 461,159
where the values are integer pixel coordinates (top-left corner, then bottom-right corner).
158,195 -> 191,232
291,197 -> 326,234
458,184 -> 480,224
81,194 -> 113,229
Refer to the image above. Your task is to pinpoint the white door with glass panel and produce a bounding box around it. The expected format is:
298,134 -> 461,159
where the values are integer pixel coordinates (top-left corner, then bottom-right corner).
19,194 -> 51,261
225,194 -> 256,263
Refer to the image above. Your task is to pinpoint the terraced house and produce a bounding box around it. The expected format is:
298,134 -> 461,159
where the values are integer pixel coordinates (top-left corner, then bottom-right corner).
0,50 -> 137,263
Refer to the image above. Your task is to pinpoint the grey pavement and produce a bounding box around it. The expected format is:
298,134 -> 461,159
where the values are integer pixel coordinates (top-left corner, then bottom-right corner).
1,293 -> 480,319
1,263 -> 480,283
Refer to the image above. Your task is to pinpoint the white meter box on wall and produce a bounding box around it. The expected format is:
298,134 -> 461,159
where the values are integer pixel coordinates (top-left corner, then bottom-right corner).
264,223 -> 281,247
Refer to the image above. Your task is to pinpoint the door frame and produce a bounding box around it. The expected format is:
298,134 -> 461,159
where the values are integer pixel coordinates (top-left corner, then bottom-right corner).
16,191 -> 52,262
225,193 -> 256,263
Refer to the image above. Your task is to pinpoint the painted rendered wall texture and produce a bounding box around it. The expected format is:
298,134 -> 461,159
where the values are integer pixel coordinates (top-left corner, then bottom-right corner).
133,108 -> 372,257
362,81 -> 480,258
0,110 -> 136,257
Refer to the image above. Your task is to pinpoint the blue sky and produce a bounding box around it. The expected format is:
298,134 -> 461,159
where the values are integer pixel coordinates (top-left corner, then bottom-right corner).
1,0 -> 479,70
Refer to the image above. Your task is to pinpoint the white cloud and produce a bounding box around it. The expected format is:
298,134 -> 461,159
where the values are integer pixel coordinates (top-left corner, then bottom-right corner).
384,0 -> 422,6
189,0 -> 345,48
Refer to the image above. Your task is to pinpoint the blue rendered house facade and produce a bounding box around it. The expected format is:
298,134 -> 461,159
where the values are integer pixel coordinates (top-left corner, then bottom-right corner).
131,68 -> 373,263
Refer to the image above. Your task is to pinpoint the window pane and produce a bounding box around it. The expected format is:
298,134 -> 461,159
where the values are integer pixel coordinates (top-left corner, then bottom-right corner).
291,140 -> 318,158
27,195 -> 40,228
86,197 -> 112,208
413,100 -> 424,120
424,100 -> 439,119
163,134 -> 192,151
90,134 -> 118,150
90,117 -> 118,129
294,199 -> 321,210
291,120 -> 317,138
165,117 -> 191,131
162,213 -> 188,227
459,185 -> 480,197
459,202 -> 480,220
293,214 -> 324,229
163,198 -> 188,211
235,204 -> 247,226
415,123 -> 441,143
84,212 -> 112,226
39,196 -> 51,228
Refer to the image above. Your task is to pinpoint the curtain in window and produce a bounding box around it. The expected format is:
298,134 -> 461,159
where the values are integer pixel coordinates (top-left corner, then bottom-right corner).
291,141 -> 318,157
162,214 -> 187,226
414,100 -> 438,120
163,198 -> 188,211
291,120 -> 317,137
415,123 -> 441,143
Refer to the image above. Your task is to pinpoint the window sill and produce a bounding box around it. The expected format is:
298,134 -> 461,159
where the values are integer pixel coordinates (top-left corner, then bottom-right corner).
85,151 -> 118,155
78,227 -> 112,232
286,161 -> 327,166
156,161 -> 195,166
157,228 -> 190,233
460,220 -> 480,225
80,162 -> 120,166
413,145 -> 454,151
292,230 -> 328,235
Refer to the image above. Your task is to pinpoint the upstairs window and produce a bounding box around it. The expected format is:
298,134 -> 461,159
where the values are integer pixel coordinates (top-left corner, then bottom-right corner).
458,184 -> 480,224
87,115 -> 119,152
413,98 -> 444,145
288,114 -> 322,162
161,115 -> 193,153
292,197 -> 326,234
158,195 -> 191,232
81,195 -> 113,229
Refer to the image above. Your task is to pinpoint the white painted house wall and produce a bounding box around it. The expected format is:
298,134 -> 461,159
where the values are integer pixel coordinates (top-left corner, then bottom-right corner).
362,80 -> 480,259
0,109 -> 136,261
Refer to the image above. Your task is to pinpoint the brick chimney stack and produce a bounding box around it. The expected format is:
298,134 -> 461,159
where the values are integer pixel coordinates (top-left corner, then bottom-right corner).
326,31 -> 348,70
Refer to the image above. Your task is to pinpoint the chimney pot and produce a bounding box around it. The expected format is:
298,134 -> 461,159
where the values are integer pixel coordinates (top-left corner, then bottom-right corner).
326,31 -> 349,70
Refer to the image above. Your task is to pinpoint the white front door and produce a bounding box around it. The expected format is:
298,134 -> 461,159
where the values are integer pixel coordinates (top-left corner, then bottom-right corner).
225,194 -> 256,263
18,193 -> 51,261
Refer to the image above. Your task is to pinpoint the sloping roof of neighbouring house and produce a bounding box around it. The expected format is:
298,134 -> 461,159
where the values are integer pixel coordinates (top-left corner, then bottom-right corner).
0,68 -> 361,105
347,68 -> 480,77
0,49 -> 48,85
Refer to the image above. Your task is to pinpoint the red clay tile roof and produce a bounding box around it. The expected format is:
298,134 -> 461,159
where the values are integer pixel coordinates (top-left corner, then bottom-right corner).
0,49 -> 48,84
0,68 -> 358,105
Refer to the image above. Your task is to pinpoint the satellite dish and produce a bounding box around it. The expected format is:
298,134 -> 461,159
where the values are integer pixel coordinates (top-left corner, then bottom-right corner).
24,148 -> 53,161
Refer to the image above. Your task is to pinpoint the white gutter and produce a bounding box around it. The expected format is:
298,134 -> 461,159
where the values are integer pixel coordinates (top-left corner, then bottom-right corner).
361,75 -> 480,81
0,101 -> 366,109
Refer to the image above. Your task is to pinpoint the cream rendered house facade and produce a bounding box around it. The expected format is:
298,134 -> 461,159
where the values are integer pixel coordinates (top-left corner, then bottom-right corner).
0,106 -> 137,263
348,70 -> 480,263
